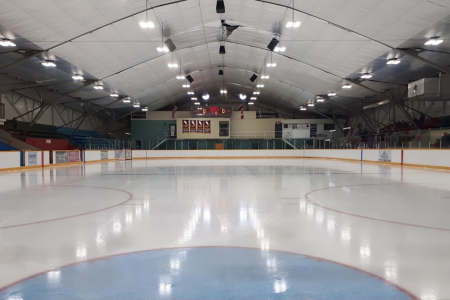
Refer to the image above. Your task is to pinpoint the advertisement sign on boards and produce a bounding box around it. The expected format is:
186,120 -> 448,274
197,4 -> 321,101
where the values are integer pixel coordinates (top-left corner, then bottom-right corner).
68,151 -> 80,162
55,151 -> 69,164
204,120 -> 211,133
182,120 -> 189,133
378,150 -> 392,162
197,120 -> 204,133
28,152 -> 37,166
101,151 -> 108,160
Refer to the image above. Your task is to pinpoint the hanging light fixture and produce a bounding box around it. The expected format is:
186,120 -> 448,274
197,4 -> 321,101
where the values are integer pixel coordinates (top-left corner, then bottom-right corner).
133,103 -> 140,108
267,52 -> 276,67
342,84 -> 352,89
202,93 -> 210,100
0,38 -> 16,47
386,58 -> 400,65
253,91 -> 260,95
123,97 -> 131,103
42,59 -> 56,67
110,93 -> 119,97
168,52 -> 178,68
425,36 -> 443,46
300,106 -> 307,111
239,94 -> 247,100
142,107 -> 149,112
286,1 -> 301,28
361,73 -> 372,79
316,97 -> 324,102
328,92 -> 336,97
72,74 -> 84,81
140,0 -> 155,28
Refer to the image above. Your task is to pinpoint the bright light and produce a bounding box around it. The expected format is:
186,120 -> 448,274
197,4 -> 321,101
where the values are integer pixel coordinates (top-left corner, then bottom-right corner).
328,92 -> 336,97
239,94 -> 247,100
42,60 -> 56,67
187,91 -> 194,95
250,97 -> 257,100
72,74 -> 84,81
329,129 -> 336,132
307,103 -> 314,107
176,76 -> 184,80
343,127 -> 351,130
387,58 -> 400,65
133,104 -> 140,108
157,47 -> 169,52
274,46 -> 286,52
253,91 -> 260,95
256,84 -> 264,88
0,38 -> 16,47
342,84 -> 352,89
248,102 -> 254,105
425,37 -> 443,46
142,107 -> 148,112
261,75 -> 269,79
168,63 -> 178,68
220,89 -> 227,94
182,84 -> 190,88
202,94 -> 210,100
123,97 -> 131,103
194,102 -> 200,105
361,73 -> 372,79
110,93 -> 119,97
300,106 -> 306,111
191,97 -> 197,100
316,98 -> 324,102
266,63 -> 276,67
140,21 -> 155,28
93,85 -> 104,90
293,21 -> 301,27
286,22 -> 293,28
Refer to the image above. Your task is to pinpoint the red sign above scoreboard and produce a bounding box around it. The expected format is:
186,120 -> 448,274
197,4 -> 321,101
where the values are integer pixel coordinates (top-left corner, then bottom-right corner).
191,106 -> 232,118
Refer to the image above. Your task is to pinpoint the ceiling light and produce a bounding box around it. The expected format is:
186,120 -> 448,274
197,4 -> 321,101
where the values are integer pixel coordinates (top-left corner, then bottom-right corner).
286,22 -> 294,28
176,76 -> 184,80
42,60 -> 56,67
133,104 -> 140,108
168,63 -> 178,68
343,127 -> 351,130
256,84 -> 264,88
140,21 -> 155,29
182,84 -> 190,88
425,36 -> 443,46
253,91 -> 260,95
142,107 -> 149,112
300,106 -> 306,111
267,63 -> 276,67
220,90 -> 227,94
191,97 -> 197,100
293,21 -> 301,27
202,93 -> 210,100
123,97 -> 131,103
110,93 -> 119,97
261,75 -> 269,79
328,92 -> 336,97
248,102 -> 254,105
72,74 -> 84,81
307,103 -> 314,107
387,58 -> 400,65
274,46 -> 286,52
316,97 -> 324,102
342,84 -> 352,89
157,47 -> 169,52
361,73 -> 372,79
250,97 -> 257,100
194,102 -> 200,105
239,94 -> 247,100
329,129 -> 336,132
93,84 -> 104,90
187,92 -> 194,95
0,38 -> 16,47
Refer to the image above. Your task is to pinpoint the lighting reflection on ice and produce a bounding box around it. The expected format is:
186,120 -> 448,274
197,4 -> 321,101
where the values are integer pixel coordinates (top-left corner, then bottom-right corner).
203,207 -> 211,224
299,199 -> 306,212
170,259 -> 180,271
6,296 -> 23,300
273,279 -> 287,293
329,183 -> 335,187
257,228 -> 264,238
221,225 -> 228,233
113,220 -> 122,234
340,227 -> 351,242
143,200 -> 150,211
306,204 -> 314,217
178,204 -> 201,244
126,212 -> 133,225
343,187 -> 350,192
135,206 -> 142,217
359,245 -> 371,260
315,210 -> 324,224
421,290 -> 439,300
47,270 -> 60,283
96,232 -> 105,247
240,206 -> 248,224
261,239 -> 270,251
266,258 -> 277,271
326,219 -> 335,234
159,283 -> 172,295
384,260 -> 398,282
76,246 -> 87,260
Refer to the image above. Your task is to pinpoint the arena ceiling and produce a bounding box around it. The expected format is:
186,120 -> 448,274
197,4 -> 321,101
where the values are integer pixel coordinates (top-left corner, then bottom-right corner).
1,0 -> 450,121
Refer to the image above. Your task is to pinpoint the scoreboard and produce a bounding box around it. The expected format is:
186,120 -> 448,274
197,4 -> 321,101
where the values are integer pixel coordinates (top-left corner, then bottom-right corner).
191,106 -> 232,118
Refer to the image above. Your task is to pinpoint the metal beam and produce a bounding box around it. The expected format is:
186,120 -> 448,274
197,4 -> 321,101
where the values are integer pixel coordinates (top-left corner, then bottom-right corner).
0,50 -> 45,72
397,48 -> 450,74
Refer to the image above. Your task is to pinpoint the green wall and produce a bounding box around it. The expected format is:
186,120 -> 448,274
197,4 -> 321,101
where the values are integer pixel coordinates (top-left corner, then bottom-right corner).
131,120 -> 176,140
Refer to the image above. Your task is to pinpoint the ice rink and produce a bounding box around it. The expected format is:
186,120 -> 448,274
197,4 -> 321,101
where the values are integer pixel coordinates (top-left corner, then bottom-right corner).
0,158 -> 449,300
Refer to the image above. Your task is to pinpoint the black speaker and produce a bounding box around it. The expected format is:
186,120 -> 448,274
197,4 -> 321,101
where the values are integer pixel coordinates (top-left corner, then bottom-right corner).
186,75 -> 194,83
250,74 -> 258,82
218,70 -> 224,75
164,38 -> 176,52
219,45 -> 226,54
216,0 -> 225,13
267,38 -> 279,51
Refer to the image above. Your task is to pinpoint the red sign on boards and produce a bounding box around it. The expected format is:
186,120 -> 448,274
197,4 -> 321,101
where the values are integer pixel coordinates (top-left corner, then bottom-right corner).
204,120 -> 211,133
68,151 -> 80,162
197,120 -> 204,133
182,120 -> 189,133
190,120 -> 197,133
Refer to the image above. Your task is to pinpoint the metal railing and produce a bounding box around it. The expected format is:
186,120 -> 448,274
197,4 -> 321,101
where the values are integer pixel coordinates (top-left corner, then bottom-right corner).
230,131 -> 281,139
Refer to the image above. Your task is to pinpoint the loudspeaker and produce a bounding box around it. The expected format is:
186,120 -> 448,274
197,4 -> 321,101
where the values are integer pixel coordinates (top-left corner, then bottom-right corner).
250,74 -> 258,82
267,38 -> 279,51
219,45 -> 226,54
164,39 -> 176,52
218,70 -> 224,75
216,0 -> 225,13
186,75 -> 194,83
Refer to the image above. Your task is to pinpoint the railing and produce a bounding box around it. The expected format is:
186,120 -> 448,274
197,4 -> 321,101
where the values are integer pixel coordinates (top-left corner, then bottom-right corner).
230,131 -> 281,139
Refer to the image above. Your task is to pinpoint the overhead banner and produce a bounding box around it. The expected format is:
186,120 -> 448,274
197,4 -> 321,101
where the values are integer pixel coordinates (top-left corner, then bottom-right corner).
204,120 -> 211,133
310,124 -> 317,138
182,120 -> 189,133
378,150 -> 392,162
197,120 -> 204,133
190,120 -> 197,133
